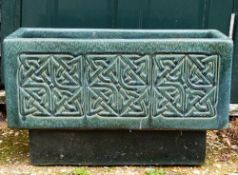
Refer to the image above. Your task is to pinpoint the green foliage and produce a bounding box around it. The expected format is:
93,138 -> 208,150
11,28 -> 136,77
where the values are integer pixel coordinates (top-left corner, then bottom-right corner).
146,169 -> 166,175
73,168 -> 89,175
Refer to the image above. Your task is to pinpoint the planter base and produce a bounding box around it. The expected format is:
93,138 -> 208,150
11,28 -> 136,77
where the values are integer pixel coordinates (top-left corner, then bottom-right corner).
29,130 -> 206,165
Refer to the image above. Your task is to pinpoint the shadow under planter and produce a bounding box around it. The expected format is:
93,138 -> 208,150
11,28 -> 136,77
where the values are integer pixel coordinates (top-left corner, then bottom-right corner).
3,28 -> 233,165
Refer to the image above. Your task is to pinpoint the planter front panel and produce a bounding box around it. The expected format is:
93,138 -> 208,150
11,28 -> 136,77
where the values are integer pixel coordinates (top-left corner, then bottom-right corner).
18,53 -> 218,119
4,29 -> 232,130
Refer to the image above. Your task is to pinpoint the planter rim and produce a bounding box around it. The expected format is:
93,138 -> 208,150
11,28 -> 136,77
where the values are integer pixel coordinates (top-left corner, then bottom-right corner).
5,28 -> 229,41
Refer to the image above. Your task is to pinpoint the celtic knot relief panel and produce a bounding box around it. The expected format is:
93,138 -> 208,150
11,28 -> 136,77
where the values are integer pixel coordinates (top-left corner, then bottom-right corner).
153,54 -> 218,117
18,53 -> 219,118
18,54 -> 84,117
86,55 -> 150,117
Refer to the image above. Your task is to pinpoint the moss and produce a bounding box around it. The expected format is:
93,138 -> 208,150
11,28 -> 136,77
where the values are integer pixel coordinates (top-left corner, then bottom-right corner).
0,125 -> 29,164
63,168 -> 89,175
145,169 -> 166,175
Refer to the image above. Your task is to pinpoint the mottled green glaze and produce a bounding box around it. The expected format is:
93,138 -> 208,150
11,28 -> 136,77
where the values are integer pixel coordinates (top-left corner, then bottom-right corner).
3,28 -> 233,130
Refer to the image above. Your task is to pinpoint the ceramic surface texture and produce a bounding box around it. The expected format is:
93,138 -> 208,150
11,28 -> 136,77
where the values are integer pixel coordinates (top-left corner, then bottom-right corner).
3,28 -> 233,129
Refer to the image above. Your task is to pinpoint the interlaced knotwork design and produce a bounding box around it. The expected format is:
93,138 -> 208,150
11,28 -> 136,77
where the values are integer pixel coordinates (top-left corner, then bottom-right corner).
18,53 -> 219,118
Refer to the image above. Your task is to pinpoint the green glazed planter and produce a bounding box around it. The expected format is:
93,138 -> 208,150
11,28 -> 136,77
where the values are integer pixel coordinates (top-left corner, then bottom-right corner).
3,28 -> 233,165
3,28 -> 233,130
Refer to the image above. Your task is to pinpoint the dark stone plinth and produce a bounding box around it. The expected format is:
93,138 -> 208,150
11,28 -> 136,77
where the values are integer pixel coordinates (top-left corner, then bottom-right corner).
30,130 -> 206,165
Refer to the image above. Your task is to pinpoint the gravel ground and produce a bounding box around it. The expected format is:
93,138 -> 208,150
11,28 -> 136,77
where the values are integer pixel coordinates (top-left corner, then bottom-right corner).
0,118 -> 238,175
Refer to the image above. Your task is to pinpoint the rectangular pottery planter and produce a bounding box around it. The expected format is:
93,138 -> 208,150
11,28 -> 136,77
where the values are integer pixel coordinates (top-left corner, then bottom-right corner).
3,28 -> 233,165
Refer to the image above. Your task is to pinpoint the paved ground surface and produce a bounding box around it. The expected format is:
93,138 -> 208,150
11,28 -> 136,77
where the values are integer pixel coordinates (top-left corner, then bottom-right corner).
0,113 -> 238,175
